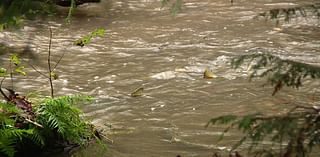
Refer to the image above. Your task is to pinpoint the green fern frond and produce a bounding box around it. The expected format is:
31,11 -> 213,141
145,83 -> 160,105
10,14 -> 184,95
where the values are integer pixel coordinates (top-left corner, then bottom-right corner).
1,128 -> 34,141
42,94 -> 93,105
0,102 -> 23,127
0,139 -> 15,157
0,128 -> 16,157
36,95 -> 94,145
0,102 -> 22,114
0,127 -> 34,157
0,114 -> 15,127
28,129 -> 45,146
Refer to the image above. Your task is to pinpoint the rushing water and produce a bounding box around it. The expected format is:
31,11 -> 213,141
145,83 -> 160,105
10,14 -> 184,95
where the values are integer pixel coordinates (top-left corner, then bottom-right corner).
1,0 -> 320,156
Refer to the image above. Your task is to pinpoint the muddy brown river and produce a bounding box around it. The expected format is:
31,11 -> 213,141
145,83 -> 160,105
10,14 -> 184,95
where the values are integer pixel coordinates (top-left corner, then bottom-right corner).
1,0 -> 320,156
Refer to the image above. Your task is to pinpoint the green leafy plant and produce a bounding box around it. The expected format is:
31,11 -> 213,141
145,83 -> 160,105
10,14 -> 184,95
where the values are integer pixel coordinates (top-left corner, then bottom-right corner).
0,24 -> 105,157
0,53 -> 102,156
10,54 -> 26,76
0,68 -> 7,77
75,28 -> 105,47
0,101 -> 36,157
0,95 -> 98,157
0,127 -> 35,157
36,95 -> 95,145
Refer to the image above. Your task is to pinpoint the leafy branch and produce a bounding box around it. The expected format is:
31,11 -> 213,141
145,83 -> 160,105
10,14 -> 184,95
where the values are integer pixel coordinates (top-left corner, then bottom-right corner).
207,105 -> 320,157
208,53 -> 320,156
256,3 -> 320,24
75,28 -> 105,47
232,53 -> 320,95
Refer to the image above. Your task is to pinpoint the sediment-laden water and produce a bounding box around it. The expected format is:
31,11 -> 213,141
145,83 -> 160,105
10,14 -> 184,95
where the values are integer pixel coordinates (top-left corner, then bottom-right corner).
0,0 -> 319,156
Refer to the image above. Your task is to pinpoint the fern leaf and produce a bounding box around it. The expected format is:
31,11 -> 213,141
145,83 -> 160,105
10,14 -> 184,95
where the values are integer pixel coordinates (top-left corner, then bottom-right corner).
36,95 -> 94,145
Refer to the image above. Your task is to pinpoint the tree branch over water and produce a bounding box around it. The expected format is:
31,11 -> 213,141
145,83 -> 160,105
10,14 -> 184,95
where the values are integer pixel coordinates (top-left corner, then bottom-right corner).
232,53 -> 320,95
48,27 -> 54,98
209,52 -> 320,156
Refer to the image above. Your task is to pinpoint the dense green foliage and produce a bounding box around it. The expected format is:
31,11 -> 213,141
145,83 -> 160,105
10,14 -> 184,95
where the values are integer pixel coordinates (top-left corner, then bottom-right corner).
0,102 -> 34,157
0,95 -> 97,157
208,53 -> 320,157
36,95 -> 95,145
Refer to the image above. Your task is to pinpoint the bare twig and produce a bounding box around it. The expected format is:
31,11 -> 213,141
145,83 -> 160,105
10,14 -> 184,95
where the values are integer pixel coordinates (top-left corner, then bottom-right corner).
25,118 -> 44,128
48,27 -> 54,98
9,60 -> 13,90
25,61 -> 49,78
53,51 -> 65,70
99,133 -> 114,144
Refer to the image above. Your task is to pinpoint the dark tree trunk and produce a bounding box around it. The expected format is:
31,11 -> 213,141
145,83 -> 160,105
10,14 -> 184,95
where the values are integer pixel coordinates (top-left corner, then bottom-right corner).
54,0 -> 101,7
1,0 -> 101,8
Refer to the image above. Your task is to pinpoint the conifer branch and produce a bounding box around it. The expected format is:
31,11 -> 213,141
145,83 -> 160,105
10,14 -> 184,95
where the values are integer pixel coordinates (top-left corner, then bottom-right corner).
232,53 -> 320,95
